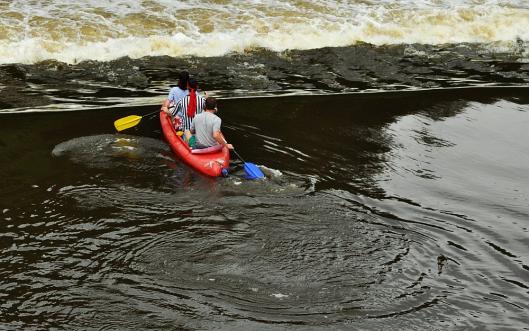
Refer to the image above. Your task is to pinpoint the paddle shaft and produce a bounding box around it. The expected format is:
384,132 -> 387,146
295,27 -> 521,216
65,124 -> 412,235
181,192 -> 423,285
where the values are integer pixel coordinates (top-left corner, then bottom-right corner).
143,109 -> 161,118
221,131 -> 264,179
220,135 -> 243,161
231,149 -> 246,164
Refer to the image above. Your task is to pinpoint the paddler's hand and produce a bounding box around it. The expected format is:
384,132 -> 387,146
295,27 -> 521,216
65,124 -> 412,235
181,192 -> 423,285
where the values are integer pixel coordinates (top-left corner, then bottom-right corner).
225,144 -> 234,150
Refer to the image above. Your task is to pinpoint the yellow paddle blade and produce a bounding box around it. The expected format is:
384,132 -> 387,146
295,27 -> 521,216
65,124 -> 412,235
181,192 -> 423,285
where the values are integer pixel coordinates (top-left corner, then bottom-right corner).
114,115 -> 142,132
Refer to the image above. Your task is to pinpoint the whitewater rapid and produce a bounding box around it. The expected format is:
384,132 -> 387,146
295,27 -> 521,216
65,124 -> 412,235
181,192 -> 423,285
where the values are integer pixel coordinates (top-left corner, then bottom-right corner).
0,0 -> 528,64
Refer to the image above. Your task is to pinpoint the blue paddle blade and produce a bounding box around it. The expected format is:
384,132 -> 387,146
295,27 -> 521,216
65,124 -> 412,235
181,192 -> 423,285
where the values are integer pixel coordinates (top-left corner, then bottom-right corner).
243,162 -> 265,180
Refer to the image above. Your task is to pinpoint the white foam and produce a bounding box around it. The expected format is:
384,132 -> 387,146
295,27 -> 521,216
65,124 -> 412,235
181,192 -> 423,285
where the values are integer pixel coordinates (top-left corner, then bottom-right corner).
0,0 -> 528,64
260,166 -> 283,178
271,293 -> 289,299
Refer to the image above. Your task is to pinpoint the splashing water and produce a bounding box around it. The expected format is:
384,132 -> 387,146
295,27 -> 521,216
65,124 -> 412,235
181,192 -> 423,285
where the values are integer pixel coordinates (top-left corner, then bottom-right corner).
0,0 -> 528,64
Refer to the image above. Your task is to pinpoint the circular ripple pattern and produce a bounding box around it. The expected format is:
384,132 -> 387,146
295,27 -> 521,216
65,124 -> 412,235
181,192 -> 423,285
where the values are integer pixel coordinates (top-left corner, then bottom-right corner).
1,90 -> 529,330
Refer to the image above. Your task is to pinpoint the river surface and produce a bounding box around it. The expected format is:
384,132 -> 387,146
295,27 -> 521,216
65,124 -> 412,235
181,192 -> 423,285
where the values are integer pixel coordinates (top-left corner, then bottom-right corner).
1,88 -> 529,330
1,0 -> 529,330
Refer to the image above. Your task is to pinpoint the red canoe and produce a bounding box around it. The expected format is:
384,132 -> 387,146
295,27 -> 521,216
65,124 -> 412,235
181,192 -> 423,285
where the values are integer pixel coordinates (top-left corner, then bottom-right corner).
159,111 -> 230,177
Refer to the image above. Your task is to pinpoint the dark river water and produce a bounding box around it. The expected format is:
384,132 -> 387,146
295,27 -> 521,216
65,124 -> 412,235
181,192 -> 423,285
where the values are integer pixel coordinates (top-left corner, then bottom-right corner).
1,0 -> 529,327
1,83 -> 528,329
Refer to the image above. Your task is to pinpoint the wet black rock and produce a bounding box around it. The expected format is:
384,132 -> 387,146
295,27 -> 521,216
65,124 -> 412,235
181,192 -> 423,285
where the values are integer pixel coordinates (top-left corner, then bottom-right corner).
1,42 -> 528,111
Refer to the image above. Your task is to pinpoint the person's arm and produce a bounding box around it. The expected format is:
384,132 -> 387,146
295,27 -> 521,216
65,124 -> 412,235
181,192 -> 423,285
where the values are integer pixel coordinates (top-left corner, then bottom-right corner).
200,96 -> 206,112
161,99 -> 171,113
168,99 -> 183,131
173,98 -> 184,118
161,88 -> 174,113
213,131 -> 233,150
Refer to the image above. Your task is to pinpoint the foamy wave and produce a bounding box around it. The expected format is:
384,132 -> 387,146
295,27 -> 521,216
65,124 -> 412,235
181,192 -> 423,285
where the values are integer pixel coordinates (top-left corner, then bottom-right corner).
0,0 -> 528,64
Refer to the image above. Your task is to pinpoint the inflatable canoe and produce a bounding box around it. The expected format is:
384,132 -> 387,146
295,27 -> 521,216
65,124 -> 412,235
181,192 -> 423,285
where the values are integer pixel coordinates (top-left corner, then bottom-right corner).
159,111 -> 230,177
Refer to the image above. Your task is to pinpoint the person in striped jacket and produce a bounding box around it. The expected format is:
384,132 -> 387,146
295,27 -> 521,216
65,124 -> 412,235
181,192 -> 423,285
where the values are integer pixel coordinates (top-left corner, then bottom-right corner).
171,78 -> 205,145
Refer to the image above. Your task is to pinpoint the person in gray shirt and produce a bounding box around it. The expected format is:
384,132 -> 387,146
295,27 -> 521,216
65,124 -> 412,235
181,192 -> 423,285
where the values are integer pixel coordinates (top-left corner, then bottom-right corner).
190,97 -> 234,150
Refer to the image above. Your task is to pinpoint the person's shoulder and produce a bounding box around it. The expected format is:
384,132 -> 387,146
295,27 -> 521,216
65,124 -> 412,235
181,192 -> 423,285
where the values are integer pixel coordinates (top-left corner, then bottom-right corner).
195,111 -> 206,118
173,87 -> 187,95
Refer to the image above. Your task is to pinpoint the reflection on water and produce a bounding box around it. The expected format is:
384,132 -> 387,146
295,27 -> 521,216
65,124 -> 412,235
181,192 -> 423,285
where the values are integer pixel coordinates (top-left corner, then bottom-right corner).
0,89 -> 528,329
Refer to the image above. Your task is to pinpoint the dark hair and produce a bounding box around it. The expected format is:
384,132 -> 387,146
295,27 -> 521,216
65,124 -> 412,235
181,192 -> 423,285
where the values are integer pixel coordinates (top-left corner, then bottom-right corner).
177,71 -> 189,90
188,78 -> 198,90
205,97 -> 217,111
